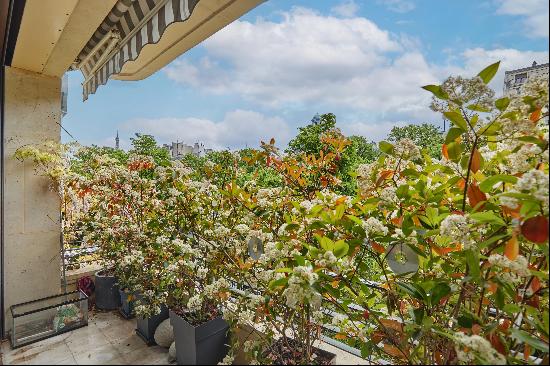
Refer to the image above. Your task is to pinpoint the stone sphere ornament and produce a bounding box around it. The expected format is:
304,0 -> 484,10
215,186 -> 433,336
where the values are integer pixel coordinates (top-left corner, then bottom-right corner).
248,237 -> 264,260
385,243 -> 419,275
154,319 -> 174,348
168,342 -> 176,362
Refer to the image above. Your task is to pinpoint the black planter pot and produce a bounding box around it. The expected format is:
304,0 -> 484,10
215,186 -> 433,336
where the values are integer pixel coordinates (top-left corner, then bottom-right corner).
169,310 -> 229,365
94,270 -> 121,310
136,305 -> 169,346
119,290 -> 136,319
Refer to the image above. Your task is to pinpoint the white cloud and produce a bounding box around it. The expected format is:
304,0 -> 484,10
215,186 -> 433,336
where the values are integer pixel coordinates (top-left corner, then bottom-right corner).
162,7 -> 548,146
377,0 -> 416,13
496,0 -> 549,38
120,110 -> 291,150
331,1 -> 360,18
165,8 -> 437,117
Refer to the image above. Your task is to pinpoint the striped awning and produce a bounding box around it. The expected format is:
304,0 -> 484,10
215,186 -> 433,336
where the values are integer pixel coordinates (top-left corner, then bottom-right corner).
76,0 -> 200,100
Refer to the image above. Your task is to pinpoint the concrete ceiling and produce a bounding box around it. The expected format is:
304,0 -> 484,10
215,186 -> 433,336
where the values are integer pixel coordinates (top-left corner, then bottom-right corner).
11,0 -> 118,77
10,0 -> 264,81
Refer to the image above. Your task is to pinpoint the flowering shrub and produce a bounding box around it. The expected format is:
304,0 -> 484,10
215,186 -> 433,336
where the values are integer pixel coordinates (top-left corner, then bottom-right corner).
16,62 -> 549,365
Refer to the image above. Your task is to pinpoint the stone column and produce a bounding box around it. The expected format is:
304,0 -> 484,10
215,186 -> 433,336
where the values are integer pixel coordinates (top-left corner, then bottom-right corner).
2,66 -> 61,335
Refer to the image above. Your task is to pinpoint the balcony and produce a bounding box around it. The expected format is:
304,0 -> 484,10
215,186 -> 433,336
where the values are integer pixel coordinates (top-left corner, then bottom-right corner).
1,310 -> 368,365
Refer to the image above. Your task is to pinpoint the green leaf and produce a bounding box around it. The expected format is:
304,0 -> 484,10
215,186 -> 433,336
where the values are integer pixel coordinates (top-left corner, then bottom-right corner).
495,97 -> 510,111
467,104 -> 491,113
319,236 -> 334,251
469,212 -> 506,226
333,240 -> 349,258
268,277 -> 288,290
274,268 -> 292,273
396,184 -> 410,199
444,111 -> 469,131
510,329 -> 550,352
422,84 -> 448,100
445,127 -> 463,144
430,283 -> 451,307
446,141 -> 464,161
345,214 -> 363,226
503,303 -> 521,314
479,174 -> 518,192
379,141 -> 394,154
465,250 -> 481,280
477,61 -> 500,84
335,204 -> 346,220
397,282 -> 425,301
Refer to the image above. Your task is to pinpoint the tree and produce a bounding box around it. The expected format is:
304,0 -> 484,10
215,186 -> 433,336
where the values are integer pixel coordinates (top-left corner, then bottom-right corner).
286,113 -> 336,156
387,123 -> 444,158
129,133 -> 171,166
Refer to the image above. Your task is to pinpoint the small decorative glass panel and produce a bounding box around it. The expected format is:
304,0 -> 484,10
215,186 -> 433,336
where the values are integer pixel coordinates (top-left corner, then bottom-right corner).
10,290 -> 88,348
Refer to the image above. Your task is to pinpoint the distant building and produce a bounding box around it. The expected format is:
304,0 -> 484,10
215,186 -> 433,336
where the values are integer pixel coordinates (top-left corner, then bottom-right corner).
503,61 -> 549,97
163,141 -> 213,159
115,131 -> 120,150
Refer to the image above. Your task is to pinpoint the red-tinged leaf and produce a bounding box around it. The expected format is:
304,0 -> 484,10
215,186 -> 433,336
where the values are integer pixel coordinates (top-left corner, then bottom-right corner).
472,324 -> 482,335
442,144 -> 449,160
530,108 -> 542,122
489,334 -> 506,355
383,343 -> 407,359
470,149 -> 482,173
467,183 -> 487,210
524,344 -> 532,361
380,319 -> 403,332
487,281 -> 498,294
504,234 -> 519,260
335,196 -> 347,205
363,310 -> 370,319
457,178 -> 466,191
371,242 -> 386,254
334,333 -> 347,340
530,277 -> 541,293
391,216 -> 403,227
527,294 -> 540,308
499,319 -> 511,331
521,216 -> 549,243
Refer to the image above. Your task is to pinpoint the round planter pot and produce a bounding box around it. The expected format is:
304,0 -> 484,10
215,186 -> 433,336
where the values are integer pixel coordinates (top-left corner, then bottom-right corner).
94,270 -> 121,310
169,309 -> 229,365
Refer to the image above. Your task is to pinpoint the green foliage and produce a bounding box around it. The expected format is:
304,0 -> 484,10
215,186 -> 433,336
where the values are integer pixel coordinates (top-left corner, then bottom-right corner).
129,133 -> 171,166
387,123 -> 444,159
286,113 -> 336,156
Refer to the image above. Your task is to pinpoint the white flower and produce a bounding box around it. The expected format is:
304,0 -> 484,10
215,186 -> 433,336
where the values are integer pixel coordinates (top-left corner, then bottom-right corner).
363,217 -> 389,237
282,266 -> 322,309
488,254 -> 531,284
234,224 -> 250,235
454,333 -> 506,365
394,138 -> 421,160
218,354 -> 234,365
187,295 -> 202,312
439,214 -> 475,249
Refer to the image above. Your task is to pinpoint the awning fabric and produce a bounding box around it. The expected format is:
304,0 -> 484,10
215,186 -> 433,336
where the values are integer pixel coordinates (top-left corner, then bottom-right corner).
77,0 -> 200,100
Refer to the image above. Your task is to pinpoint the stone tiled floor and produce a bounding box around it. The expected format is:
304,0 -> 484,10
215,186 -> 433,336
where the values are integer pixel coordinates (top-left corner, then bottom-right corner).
0,311 -> 173,365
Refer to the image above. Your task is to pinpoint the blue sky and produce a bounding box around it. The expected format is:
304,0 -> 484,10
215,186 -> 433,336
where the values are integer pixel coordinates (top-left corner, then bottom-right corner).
62,0 -> 549,150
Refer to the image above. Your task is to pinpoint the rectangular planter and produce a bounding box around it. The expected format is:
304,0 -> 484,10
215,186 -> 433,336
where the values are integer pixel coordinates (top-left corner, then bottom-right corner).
119,290 -> 136,319
10,290 -> 89,348
136,305 -> 169,346
169,310 -> 229,365
94,270 -> 120,310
